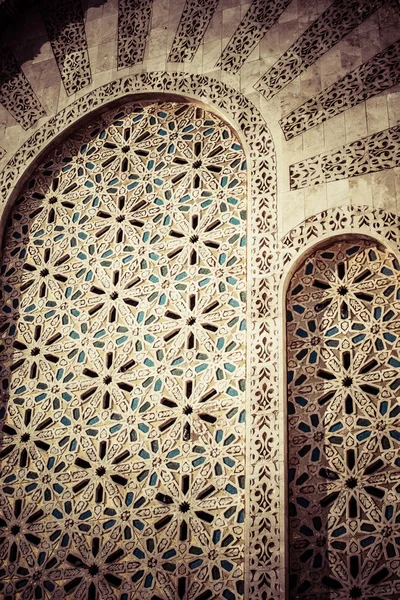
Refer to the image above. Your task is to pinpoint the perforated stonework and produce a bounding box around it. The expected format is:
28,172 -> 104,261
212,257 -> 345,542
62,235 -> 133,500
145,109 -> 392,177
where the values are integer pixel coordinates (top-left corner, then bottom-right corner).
0,100 -> 248,599
0,73 -> 280,600
287,239 -> 400,599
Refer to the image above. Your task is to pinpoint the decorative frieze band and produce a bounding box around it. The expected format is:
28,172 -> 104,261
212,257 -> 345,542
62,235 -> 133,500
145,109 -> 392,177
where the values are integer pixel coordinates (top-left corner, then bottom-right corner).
117,0 -> 153,68
280,205 -> 400,267
280,40 -> 400,140
0,41 -> 46,130
216,0 -> 291,73
255,0 -> 385,100
290,125 -> 400,189
40,0 -> 92,96
168,0 -> 219,62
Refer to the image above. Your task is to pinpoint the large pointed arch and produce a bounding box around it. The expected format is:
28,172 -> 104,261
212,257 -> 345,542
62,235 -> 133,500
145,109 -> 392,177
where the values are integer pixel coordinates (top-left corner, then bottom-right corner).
0,73 -> 280,599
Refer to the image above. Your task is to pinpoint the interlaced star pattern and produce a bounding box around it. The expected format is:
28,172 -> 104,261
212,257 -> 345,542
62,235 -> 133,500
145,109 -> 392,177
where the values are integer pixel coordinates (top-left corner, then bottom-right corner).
0,102 -> 247,599
287,240 -> 400,599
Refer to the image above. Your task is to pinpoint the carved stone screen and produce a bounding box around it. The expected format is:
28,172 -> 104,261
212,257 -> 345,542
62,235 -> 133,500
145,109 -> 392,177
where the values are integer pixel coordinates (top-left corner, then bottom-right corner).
0,102 -> 247,599
287,239 -> 400,599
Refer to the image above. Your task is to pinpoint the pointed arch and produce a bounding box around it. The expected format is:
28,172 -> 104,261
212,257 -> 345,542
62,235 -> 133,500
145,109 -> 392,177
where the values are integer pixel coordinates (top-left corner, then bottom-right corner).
0,72 -> 281,599
281,208 -> 400,599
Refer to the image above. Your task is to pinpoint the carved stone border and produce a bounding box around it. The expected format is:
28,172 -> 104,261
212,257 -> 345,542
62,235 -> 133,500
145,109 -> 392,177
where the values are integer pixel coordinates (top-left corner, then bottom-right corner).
0,72 -> 280,600
117,0 -> 153,69
217,0 -> 292,74
40,0 -> 92,96
255,0 -> 385,101
0,40 -> 46,130
280,205 -> 400,264
168,0 -> 219,63
279,40 -> 400,140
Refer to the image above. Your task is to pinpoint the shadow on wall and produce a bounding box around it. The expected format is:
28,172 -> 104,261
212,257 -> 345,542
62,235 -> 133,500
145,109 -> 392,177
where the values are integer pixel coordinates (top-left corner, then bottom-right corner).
0,0 -> 109,67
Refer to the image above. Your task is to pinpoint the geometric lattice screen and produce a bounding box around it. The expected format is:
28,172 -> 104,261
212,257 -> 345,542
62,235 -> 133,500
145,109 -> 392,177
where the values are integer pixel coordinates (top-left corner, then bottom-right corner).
287,239 -> 400,600
0,102 -> 247,599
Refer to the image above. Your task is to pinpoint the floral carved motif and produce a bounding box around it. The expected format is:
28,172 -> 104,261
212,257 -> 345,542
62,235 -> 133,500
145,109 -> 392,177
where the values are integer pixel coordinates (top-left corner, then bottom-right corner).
281,206 -> 400,267
117,0 -> 153,69
255,0 -> 385,100
168,0 -> 219,63
280,41 -> 400,140
0,40 -> 46,130
40,0 -> 92,96
290,125 -> 400,189
217,0 -> 292,73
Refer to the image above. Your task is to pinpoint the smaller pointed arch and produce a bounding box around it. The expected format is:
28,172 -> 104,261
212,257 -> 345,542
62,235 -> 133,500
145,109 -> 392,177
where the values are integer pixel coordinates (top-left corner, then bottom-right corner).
286,235 -> 400,599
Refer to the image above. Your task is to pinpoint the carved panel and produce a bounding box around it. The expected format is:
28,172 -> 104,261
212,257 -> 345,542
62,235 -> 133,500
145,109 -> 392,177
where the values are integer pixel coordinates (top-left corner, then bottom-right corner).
40,0 -> 92,96
290,125 -> 400,189
0,40 -> 45,130
255,0 -> 385,100
217,0 -> 292,73
280,41 -> 400,140
168,0 -> 219,63
117,0 -> 153,69
0,70 -> 279,597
